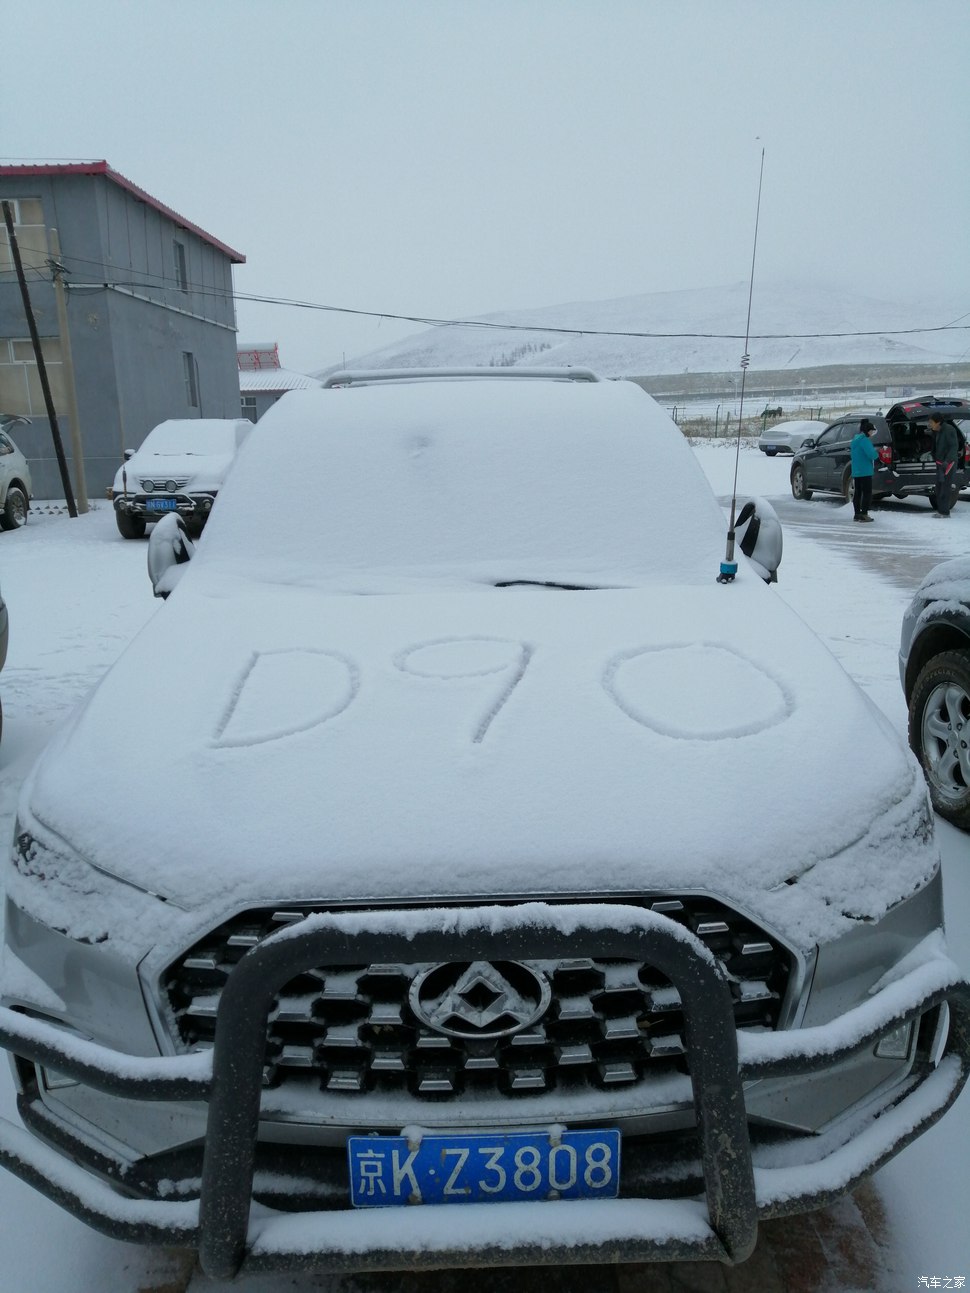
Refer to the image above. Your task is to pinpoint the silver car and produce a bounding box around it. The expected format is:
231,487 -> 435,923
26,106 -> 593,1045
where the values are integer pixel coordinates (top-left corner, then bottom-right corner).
757,418 -> 822,456
0,417 -> 32,530
1,370 -> 967,1279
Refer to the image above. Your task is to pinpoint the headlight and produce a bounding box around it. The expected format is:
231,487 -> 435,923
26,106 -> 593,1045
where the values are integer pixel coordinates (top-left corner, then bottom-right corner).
3,821 -> 173,1054
6,818 -> 167,955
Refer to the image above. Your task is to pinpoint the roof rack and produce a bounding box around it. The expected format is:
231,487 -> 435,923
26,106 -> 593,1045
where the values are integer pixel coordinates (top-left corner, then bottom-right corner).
322,366 -> 600,388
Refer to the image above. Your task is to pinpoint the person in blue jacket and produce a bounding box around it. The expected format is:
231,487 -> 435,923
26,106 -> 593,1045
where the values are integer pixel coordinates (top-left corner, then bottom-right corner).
850,419 -> 879,521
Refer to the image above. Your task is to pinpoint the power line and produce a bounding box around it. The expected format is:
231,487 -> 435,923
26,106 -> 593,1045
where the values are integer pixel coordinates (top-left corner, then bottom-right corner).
22,246 -> 970,343
230,292 -> 970,343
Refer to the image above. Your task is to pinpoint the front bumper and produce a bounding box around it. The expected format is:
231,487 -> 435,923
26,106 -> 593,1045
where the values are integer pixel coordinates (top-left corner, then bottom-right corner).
875,462 -> 970,497
113,492 -> 216,522
1,903 -> 968,1279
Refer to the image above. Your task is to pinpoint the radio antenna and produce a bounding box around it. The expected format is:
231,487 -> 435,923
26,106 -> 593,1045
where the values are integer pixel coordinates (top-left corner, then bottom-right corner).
718,146 -> 765,584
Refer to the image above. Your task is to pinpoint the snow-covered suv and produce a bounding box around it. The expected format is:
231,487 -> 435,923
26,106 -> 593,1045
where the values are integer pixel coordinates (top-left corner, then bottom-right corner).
1,370 -> 967,1279
111,417 -> 251,539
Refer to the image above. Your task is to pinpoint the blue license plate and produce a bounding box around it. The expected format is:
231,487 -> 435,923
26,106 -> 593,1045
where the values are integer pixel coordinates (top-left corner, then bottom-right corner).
348,1129 -> 620,1207
145,499 -> 177,512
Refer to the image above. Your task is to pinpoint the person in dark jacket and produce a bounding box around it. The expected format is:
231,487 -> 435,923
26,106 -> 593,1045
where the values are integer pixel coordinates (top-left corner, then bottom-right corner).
850,419 -> 879,521
929,413 -> 960,517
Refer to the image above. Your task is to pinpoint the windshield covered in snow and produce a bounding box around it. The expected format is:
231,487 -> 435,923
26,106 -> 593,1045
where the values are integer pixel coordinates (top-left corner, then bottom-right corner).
198,379 -> 728,590
138,420 -> 243,456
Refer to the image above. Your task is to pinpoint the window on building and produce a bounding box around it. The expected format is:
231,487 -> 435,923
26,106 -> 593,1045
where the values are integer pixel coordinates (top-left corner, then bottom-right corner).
182,351 -> 199,408
173,239 -> 188,291
0,336 -> 66,415
241,395 -> 258,423
0,197 -> 48,273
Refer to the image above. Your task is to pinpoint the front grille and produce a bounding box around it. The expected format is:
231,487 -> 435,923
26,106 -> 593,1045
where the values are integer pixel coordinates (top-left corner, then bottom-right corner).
162,898 -> 793,1100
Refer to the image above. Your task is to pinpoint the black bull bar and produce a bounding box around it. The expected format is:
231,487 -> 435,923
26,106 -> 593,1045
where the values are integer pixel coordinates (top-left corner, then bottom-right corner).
1,904 -> 968,1280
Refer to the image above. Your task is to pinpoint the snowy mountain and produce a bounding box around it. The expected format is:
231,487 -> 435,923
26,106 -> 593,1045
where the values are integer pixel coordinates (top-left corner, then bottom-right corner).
317,283 -> 969,379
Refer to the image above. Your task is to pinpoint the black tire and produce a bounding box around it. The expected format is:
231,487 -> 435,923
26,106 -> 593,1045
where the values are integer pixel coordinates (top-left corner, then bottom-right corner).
0,486 -> 28,531
908,649 -> 970,831
841,468 -> 854,504
790,464 -> 812,500
115,510 -> 147,540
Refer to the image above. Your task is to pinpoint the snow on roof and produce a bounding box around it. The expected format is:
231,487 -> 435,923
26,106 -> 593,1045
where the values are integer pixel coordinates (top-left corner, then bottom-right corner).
208,377 -> 725,585
237,343 -> 322,391
238,368 -> 323,392
0,161 -> 245,263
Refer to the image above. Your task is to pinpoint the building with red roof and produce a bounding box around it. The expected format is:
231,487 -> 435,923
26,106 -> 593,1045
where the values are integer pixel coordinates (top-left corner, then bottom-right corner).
237,342 -> 323,422
0,162 -> 246,498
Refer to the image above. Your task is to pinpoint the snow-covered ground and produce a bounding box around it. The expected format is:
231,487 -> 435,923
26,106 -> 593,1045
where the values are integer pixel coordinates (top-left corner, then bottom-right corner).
0,444 -> 966,1290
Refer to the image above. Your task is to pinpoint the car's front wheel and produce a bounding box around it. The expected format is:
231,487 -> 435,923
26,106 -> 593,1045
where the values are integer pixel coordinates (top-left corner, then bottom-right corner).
0,486 -> 28,531
909,650 -> 970,830
790,464 -> 812,500
115,510 -> 147,540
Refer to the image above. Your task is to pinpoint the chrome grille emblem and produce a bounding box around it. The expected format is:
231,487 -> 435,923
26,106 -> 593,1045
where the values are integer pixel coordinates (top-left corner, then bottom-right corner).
409,960 -> 551,1040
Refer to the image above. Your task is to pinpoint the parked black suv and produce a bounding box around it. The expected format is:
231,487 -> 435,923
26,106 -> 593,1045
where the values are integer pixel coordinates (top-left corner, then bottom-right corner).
900,555 -> 970,830
790,396 -> 970,507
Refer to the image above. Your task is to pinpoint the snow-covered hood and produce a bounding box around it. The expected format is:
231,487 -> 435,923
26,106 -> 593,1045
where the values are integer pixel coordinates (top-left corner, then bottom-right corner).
22,575 -> 936,953
112,448 -> 235,494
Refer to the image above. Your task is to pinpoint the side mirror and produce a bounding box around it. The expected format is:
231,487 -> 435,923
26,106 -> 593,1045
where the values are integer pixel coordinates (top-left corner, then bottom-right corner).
124,448 -> 134,461
801,438 -> 816,450
147,512 -> 195,599
735,497 -> 783,583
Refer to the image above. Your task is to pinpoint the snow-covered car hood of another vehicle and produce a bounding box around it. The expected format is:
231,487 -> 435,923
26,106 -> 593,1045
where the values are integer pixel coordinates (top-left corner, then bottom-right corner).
111,449 -> 235,494
18,573 -> 936,957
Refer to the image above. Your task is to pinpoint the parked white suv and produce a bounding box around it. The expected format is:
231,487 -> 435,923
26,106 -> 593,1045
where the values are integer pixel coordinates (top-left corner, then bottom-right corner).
0,416 -> 32,530
111,418 -> 251,539
1,370 -> 967,1279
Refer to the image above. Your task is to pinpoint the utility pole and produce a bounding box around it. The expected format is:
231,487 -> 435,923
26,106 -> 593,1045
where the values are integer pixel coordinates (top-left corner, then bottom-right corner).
1,201 -> 77,516
47,228 -> 88,512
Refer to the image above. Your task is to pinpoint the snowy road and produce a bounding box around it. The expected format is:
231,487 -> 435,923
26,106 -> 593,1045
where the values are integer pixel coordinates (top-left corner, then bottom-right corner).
0,445 -> 966,1291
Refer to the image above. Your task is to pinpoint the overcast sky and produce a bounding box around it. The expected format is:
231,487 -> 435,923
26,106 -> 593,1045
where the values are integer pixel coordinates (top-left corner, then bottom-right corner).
4,0 -> 969,374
